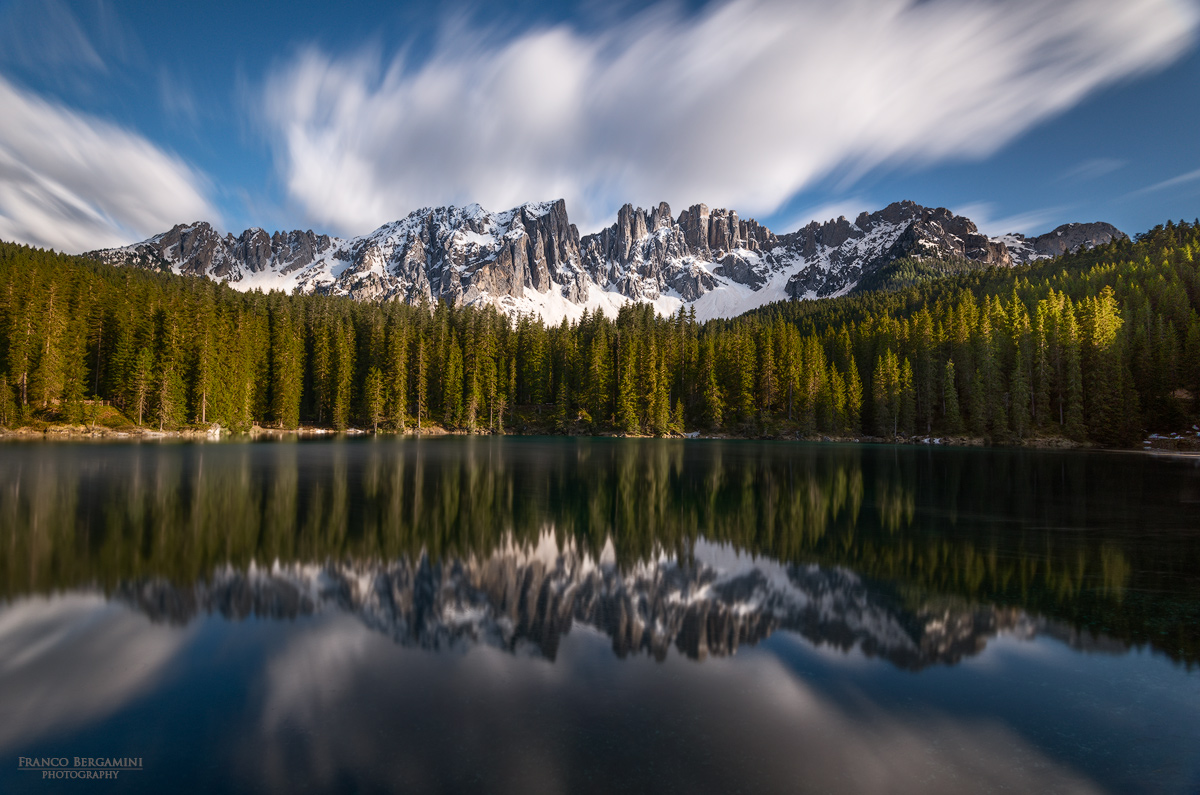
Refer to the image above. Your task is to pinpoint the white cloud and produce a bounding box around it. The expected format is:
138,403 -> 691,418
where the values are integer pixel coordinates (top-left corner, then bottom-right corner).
0,74 -> 218,253
262,0 -> 1199,236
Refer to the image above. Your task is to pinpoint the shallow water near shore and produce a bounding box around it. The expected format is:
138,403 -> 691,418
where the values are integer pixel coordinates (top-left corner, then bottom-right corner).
1,438 -> 1198,793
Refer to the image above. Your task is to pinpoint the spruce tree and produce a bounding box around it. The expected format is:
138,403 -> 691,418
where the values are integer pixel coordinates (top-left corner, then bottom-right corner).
1010,348 -> 1031,439
943,360 -> 963,434
365,366 -> 384,432
845,358 -> 863,435
443,335 -> 464,429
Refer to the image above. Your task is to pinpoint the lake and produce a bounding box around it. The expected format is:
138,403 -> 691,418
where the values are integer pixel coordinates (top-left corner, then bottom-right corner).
1,438 -> 1198,793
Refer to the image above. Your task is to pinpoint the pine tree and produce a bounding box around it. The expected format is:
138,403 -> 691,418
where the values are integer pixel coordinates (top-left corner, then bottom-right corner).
332,316 -> 355,430
0,375 -> 15,427
943,359 -> 963,434
586,326 -> 611,427
1033,301 -> 1052,430
651,352 -> 670,436
824,364 -> 847,434
669,397 -> 685,435
699,336 -> 723,429
898,357 -> 915,436
616,332 -> 639,434
1010,348 -> 1031,439
311,309 -> 333,425
1185,317 -> 1200,415
193,289 -> 218,425
1064,309 -> 1086,440
1082,286 -> 1126,443
729,331 -> 755,425
977,307 -> 1007,439
385,317 -> 408,431
443,335 -> 464,428
269,300 -> 303,428
553,377 -> 570,433
873,350 -> 902,437
758,326 -> 777,415
132,346 -> 153,426
415,334 -> 428,431
29,281 -> 65,409
845,358 -> 863,434
365,366 -> 384,432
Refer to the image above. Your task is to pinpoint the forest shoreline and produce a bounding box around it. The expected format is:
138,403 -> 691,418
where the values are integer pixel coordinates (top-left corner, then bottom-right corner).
3,420 -> 1197,452
3,223 -> 1199,453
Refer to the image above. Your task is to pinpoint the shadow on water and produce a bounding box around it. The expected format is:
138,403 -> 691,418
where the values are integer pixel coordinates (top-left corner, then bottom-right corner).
0,438 -> 1198,665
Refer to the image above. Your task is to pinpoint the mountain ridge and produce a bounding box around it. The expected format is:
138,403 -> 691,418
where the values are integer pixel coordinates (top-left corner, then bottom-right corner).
86,200 -> 1124,322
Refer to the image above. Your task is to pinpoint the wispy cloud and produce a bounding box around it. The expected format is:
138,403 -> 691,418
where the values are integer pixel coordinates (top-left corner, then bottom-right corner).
1126,166 -> 1200,198
0,0 -> 106,76
158,68 -> 200,126
261,0 -> 1200,236
0,75 -> 219,252
1059,158 -> 1127,183
0,0 -> 144,90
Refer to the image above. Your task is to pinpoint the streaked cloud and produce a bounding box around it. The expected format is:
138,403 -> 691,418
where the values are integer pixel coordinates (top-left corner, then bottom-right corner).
261,0 -> 1200,236
1127,166 -> 1200,197
0,75 -> 219,253
1059,158 -> 1127,183
0,0 -> 106,76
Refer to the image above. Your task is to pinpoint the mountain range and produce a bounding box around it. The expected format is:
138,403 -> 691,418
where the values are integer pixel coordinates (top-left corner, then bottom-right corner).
87,200 -> 1124,322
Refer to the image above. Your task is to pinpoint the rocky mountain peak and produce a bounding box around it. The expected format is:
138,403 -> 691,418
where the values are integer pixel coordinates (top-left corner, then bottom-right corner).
997,221 -> 1126,264
86,199 -> 1124,323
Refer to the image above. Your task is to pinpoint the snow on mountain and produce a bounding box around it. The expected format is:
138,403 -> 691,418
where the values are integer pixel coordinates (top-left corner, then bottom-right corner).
87,200 -> 1124,323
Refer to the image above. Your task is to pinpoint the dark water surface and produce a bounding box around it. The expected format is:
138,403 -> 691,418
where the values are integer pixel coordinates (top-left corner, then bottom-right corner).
1,438 -> 1198,794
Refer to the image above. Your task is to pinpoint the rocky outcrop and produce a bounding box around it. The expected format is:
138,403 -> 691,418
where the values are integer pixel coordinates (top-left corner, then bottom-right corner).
87,199 -> 1124,322
997,221 -> 1126,264
89,222 -> 335,281
782,201 -> 1012,299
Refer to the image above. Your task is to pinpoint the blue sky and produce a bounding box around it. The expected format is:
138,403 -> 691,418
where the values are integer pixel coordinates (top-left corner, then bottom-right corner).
1,0 -> 1198,252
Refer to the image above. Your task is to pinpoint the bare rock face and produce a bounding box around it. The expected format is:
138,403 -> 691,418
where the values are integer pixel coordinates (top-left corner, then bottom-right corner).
714,253 -> 768,289
86,198 -> 1123,322
882,207 -> 1011,268
998,222 -> 1126,264
579,201 -> 756,301
89,222 -> 335,282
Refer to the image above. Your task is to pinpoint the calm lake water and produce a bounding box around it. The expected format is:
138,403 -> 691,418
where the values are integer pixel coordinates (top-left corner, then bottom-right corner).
1,438 -> 1198,794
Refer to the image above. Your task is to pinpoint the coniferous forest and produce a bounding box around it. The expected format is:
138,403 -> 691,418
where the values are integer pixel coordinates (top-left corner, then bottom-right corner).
1,220 -> 1199,445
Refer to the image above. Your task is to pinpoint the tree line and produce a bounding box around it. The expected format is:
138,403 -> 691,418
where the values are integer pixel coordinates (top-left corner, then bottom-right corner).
1,219 -> 1198,444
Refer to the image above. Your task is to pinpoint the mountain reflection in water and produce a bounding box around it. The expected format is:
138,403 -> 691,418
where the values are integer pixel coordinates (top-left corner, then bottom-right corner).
114,537 -> 1125,670
2,438 -> 1196,664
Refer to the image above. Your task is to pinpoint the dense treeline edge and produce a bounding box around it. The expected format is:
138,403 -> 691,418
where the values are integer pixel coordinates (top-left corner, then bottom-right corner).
1,219 -> 1198,445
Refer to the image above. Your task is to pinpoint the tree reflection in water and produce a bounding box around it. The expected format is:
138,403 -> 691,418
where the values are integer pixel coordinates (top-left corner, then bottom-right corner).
1,438 -> 1197,663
